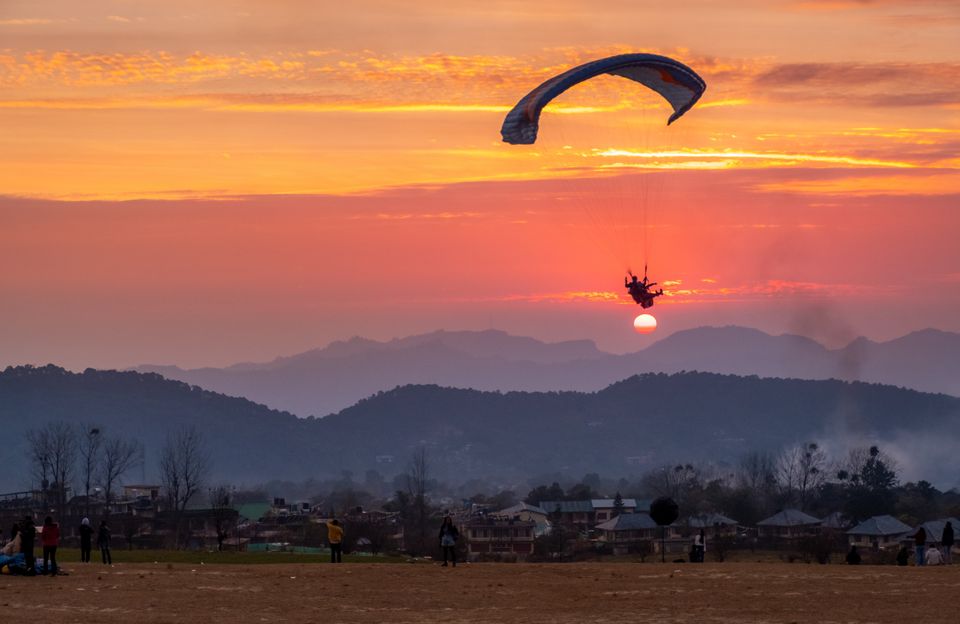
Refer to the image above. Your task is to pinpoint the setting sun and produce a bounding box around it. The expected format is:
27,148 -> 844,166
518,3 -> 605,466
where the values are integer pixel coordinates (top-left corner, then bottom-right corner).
633,313 -> 658,334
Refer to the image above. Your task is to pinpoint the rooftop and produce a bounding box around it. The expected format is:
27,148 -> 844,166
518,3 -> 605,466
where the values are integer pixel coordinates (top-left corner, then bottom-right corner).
757,509 -> 821,527
596,512 -> 658,531
847,515 -> 913,537
684,512 -> 738,527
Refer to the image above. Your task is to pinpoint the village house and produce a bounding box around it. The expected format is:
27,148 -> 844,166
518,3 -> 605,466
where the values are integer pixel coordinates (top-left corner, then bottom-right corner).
539,500 -> 596,529
820,511 -> 853,532
495,502 -> 551,536
463,516 -> 536,561
595,512 -> 659,555
538,498 -> 642,530
846,515 -> 913,549
592,498 -> 642,523
756,509 -> 821,539
595,512 -> 683,556
681,512 -> 738,538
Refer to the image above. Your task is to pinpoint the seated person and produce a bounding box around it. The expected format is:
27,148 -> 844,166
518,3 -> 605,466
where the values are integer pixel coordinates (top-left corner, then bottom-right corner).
845,545 -> 861,565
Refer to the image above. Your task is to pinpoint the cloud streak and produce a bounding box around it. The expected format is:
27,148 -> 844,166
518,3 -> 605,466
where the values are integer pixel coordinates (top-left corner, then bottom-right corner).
596,149 -> 917,169
3,48 -> 958,111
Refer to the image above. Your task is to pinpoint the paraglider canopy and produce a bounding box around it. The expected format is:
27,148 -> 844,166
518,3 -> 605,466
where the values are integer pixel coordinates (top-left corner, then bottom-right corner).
501,53 -> 706,145
650,497 -> 680,526
650,496 -> 680,563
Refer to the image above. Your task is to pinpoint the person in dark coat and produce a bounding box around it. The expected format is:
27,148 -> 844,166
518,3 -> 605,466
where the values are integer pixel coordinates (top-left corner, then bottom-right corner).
845,545 -> 861,565
438,516 -> 459,567
896,545 -> 910,566
942,521 -> 954,565
97,520 -> 112,565
79,518 -> 93,563
914,526 -> 927,566
20,516 -> 36,575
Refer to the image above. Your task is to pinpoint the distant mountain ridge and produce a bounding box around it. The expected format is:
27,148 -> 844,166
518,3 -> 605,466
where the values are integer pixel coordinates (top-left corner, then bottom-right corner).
3,365 -> 959,491
134,326 -> 960,417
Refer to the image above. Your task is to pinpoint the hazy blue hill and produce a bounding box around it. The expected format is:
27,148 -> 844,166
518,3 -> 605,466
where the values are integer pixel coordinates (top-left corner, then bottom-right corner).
625,326 -> 833,377
4,365 -> 958,491
135,326 -> 960,417
832,329 -> 960,394
0,365 -> 317,492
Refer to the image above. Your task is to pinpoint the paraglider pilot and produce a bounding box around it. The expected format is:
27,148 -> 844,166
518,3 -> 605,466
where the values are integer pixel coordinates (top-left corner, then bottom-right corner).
625,271 -> 663,309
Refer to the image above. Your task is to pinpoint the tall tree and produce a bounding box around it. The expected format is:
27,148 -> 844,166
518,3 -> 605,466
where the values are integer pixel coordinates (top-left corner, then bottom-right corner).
208,485 -> 234,552
525,482 -> 565,506
25,427 -> 53,495
612,492 -> 625,518
737,451 -> 777,493
777,442 -> 826,511
159,426 -> 210,548
405,447 -> 431,555
840,445 -> 898,519
642,463 -> 702,504
101,435 -> 143,505
26,421 -> 77,513
77,424 -> 103,516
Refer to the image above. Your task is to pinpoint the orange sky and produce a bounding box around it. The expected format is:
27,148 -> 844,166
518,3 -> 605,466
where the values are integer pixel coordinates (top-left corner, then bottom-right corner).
1,0 -> 959,368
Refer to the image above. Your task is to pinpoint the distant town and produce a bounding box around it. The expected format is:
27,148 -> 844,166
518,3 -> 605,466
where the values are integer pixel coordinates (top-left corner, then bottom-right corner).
5,421 -> 957,565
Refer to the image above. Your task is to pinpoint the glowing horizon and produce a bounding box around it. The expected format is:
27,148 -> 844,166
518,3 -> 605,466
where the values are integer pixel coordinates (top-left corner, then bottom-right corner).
1,0 -> 958,369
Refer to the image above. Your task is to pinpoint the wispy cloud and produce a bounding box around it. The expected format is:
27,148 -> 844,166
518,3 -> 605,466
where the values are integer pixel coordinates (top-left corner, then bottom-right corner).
664,279 -> 881,303
480,291 -> 626,304
3,47 -> 957,112
456,278 -> 880,307
754,172 -> 960,195
0,18 -> 57,25
596,149 -> 916,169
349,211 -> 483,221
752,62 -> 960,107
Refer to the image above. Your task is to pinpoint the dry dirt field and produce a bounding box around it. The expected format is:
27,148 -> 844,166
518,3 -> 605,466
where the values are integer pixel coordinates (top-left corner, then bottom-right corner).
2,562 -> 958,623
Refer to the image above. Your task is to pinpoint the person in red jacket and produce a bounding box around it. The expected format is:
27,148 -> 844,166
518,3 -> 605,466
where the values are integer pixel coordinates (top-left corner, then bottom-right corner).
41,516 -> 60,575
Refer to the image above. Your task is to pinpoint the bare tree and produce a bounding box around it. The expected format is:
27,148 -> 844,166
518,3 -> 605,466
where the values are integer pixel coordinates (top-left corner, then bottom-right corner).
777,442 -> 827,510
840,445 -> 899,486
208,485 -> 234,552
101,435 -> 143,506
77,424 -> 103,515
26,421 -> 77,513
159,426 -> 210,548
26,427 -> 53,494
405,447 -> 430,554
641,463 -> 703,505
737,451 -> 777,493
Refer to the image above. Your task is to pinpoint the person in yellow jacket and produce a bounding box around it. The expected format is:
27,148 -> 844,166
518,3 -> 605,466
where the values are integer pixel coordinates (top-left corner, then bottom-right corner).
326,519 -> 344,563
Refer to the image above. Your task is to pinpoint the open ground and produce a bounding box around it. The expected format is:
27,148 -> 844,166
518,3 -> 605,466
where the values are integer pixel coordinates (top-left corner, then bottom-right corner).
3,561 -> 958,623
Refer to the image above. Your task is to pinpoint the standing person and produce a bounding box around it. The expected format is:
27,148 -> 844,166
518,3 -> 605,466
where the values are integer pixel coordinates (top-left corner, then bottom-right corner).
693,529 -> 706,563
97,520 -> 112,565
20,516 -> 36,575
41,516 -> 60,575
326,519 -> 343,563
914,526 -> 927,566
438,516 -> 459,567
942,521 -> 954,565
79,518 -> 93,563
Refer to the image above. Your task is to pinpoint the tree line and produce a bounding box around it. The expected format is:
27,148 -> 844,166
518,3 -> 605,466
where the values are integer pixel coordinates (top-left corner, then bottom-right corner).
524,443 -> 957,526
23,421 -> 211,544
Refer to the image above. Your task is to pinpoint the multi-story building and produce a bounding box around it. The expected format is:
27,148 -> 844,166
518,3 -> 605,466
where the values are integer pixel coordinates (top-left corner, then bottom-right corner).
464,516 -> 536,560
